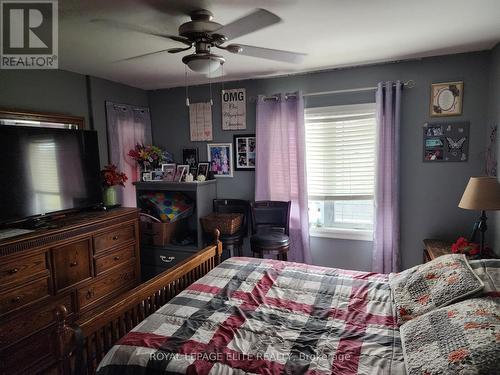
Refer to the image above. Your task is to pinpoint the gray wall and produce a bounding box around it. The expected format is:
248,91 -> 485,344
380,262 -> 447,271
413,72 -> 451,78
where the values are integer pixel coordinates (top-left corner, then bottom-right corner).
88,77 -> 149,166
149,51 -> 491,271
489,43 -> 500,251
0,71 -> 148,167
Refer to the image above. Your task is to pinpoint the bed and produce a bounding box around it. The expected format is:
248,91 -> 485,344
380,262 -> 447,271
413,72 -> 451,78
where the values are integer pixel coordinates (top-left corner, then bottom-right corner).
56,241 -> 499,375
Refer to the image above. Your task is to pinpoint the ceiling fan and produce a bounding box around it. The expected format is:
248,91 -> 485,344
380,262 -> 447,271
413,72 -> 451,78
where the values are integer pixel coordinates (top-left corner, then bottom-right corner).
95,8 -> 306,75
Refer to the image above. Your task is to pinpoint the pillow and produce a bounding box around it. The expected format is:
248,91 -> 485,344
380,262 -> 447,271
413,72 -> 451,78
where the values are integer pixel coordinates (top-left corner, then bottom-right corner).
389,254 -> 484,324
468,259 -> 500,298
400,298 -> 500,375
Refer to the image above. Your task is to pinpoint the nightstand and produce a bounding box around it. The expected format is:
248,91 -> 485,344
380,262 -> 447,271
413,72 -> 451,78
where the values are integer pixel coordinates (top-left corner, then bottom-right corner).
423,239 -> 452,262
423,238 -> 499,262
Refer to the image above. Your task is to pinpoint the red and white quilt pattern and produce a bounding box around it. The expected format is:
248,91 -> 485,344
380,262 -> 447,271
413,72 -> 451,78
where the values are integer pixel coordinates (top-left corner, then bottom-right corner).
96,257 -> 406,375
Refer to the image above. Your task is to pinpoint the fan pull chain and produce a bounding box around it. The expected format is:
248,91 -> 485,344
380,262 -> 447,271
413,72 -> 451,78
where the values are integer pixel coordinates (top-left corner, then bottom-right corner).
208,59 -> 213,106
185,65 -> 190,107
221,64 -> 225,93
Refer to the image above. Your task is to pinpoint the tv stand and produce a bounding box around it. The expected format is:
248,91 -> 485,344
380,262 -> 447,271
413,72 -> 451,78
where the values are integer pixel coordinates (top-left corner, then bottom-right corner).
0,207 -> 141,374
22,217 -> 54,230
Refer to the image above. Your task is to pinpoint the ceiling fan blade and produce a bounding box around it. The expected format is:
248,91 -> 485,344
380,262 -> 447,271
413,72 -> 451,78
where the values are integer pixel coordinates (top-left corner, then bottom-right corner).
168,46 -> 193,53
227,44 -> 306,64
211,9 -> 281,41
116,48 -> 172,63
91,19 -> 192,46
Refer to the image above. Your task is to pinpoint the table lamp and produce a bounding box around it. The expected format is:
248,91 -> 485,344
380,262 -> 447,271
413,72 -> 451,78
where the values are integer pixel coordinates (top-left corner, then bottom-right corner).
458,177 -> 500,255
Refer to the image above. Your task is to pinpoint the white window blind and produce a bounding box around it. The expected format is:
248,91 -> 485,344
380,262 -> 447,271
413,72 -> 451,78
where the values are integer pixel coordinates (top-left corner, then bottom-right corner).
305,103 -> 376,200
305,103 -> 376,239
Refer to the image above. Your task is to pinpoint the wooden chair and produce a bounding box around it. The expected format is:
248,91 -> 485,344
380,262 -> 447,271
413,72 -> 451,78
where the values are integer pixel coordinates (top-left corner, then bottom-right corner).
250,201 -> 291,261
213,199 -> 249,257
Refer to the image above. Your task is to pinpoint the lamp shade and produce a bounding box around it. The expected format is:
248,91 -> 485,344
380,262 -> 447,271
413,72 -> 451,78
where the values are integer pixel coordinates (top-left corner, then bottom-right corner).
458,177 -> 500,210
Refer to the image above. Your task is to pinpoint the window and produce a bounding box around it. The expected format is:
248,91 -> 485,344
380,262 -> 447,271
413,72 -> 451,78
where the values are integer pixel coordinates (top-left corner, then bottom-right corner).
305,103 -> 376,241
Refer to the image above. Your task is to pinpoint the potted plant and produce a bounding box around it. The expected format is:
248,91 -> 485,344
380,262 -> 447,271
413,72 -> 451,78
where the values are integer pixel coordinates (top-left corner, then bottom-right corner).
101,164 -> 128,206
128,143 -> 164,171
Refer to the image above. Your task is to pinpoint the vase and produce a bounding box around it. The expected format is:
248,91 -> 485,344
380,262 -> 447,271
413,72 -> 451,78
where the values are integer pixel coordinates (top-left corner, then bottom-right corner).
103,186 -> 117,207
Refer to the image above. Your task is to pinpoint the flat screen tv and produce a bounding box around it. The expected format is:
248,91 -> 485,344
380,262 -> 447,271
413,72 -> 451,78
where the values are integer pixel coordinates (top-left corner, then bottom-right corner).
0,125 -> 102,224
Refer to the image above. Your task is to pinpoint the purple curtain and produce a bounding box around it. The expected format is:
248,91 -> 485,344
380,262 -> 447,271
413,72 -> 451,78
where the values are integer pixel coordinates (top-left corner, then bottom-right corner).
106,102 -> 152,207
373,81 -> 402,273
255,93 -> 311,264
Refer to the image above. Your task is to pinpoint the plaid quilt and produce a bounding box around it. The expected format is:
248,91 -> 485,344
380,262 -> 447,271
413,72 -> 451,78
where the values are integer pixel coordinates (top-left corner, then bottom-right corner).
96,257 -> 406,375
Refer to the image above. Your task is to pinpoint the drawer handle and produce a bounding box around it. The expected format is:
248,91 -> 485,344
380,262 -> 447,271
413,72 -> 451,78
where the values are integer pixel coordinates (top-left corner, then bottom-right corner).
86,289 -> 95,300
9,268 -> 19,274
11,296 -> 21,303
69,261 -> 78,267
114,256 -> 121,261
112,235 -> 119,241
160,255 -> 175,263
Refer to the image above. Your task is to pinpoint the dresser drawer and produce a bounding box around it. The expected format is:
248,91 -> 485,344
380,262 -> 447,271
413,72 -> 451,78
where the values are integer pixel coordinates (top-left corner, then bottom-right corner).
0,327 -> 56,375
0,252 -> 47,287
95,245 -> 135,275
141,247 -> 193,268
52,239 -> 92,291
78,262 -> 136,309
0,277 -> 49,315
0,294 -> 73,348
94,224 -> 135,254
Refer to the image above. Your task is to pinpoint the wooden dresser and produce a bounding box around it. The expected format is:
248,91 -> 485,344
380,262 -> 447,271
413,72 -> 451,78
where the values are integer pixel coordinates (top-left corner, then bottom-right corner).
0,208 -> 140,374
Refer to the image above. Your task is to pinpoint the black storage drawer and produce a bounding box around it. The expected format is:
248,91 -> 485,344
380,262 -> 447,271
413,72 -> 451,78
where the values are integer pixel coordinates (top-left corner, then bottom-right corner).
141,246 -> 193,268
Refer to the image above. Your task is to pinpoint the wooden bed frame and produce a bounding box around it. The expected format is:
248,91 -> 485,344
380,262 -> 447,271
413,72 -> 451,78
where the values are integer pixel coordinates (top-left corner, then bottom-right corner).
54,231 -> 223,374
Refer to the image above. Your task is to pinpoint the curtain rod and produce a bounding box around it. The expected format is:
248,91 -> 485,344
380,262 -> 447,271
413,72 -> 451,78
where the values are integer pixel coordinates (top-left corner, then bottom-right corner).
261,80 -> 415,101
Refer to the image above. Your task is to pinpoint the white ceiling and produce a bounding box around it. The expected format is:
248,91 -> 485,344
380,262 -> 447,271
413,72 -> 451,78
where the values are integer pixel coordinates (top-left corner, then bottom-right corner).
60,0 -> 500,90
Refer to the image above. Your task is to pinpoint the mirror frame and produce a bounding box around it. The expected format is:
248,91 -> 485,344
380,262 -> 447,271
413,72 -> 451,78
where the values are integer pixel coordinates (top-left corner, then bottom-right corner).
0,109 -> 85,129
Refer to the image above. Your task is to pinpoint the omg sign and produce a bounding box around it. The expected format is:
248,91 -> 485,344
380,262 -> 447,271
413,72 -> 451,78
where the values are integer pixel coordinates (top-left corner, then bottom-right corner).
222,88 -> 246,130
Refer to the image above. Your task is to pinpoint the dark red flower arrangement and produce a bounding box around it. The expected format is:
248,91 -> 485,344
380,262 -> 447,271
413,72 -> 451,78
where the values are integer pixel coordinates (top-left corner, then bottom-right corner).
101,165 -> 128,187
451,237 -> 480,256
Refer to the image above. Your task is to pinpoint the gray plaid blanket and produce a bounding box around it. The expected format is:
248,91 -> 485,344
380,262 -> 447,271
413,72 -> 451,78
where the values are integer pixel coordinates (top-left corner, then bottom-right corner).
96,257 -> 406,374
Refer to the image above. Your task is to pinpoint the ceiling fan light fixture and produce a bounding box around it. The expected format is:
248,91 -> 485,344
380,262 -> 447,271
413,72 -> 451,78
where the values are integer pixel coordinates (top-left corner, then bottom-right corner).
182,53 -> 225,74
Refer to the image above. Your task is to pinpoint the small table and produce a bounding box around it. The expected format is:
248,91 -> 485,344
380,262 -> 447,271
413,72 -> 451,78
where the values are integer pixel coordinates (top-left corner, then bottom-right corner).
423,238 -> 499,262
423,239 -> 452,262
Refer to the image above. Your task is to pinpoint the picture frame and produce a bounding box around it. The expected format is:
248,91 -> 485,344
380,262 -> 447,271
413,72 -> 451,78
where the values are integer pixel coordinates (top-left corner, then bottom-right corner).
151,170 -> 164,181
207,143 -> 233,177
196,162 -> 209,178
233,134 -> 255,170
423,121 -> 470,162
182,148 -> 198,170
161,163 -> 176,182
430,81 -> 464,117
175,165 -> 188,182
141,172 -> 152,182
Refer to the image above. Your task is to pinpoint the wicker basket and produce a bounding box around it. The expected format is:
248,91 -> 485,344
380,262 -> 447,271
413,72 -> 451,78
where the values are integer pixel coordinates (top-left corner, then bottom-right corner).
200,213 -> 243,235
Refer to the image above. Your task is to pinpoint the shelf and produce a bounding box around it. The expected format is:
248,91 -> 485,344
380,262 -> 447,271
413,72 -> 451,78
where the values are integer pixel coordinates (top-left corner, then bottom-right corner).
134,180 -> 216,192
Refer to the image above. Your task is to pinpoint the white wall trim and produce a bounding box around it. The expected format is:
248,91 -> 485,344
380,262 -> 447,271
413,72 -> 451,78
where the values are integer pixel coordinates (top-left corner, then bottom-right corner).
309,227 -> 373,241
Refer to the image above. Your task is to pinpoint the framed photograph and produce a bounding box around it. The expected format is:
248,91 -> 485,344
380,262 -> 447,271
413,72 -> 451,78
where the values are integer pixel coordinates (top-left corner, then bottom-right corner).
141,172 -> 152,182
197,162 -> 209,178
233,134 -> 255,170
161,163 -> 176,181
423,122 -> 469,162
182,148 -> 198,170
430,81 -> 464,116
151,170 -> 164,181
207,143 -> 233,177
175,165 -> 188,182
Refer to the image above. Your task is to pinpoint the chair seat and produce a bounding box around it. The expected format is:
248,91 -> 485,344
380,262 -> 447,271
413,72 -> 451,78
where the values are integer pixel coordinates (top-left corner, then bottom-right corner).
220,231 -> 245,243
251,230 -> 290,248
